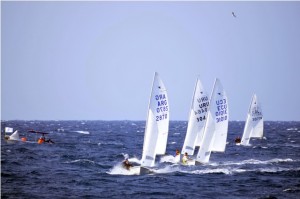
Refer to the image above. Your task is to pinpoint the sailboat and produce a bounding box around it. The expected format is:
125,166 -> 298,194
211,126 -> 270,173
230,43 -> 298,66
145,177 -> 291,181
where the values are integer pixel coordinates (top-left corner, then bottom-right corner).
240,94 -> 264,146
140,72 -> 169,174
195,78 -> 229,164
4,127 -> 14,140
9,130 -> 20,141
181,78 -> 209,156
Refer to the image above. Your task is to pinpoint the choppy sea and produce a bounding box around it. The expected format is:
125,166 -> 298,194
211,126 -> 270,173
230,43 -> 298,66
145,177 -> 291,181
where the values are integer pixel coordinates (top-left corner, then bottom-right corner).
1,121 -> 300,199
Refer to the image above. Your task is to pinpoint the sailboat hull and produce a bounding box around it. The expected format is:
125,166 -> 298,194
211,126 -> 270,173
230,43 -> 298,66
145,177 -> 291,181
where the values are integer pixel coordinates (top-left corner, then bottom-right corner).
139,166 -> 153,175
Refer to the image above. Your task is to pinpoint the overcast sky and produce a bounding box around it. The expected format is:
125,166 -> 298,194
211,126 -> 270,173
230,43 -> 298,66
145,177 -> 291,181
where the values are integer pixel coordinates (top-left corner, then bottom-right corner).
2,1 -> 300,121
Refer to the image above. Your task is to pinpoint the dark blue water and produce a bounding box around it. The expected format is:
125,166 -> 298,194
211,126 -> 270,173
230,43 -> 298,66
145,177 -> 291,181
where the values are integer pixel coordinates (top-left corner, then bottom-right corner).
1,121 -> 300,199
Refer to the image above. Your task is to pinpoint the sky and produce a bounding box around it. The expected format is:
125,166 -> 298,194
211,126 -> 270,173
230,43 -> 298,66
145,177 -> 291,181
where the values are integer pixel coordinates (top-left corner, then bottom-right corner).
1,1 -> 300,121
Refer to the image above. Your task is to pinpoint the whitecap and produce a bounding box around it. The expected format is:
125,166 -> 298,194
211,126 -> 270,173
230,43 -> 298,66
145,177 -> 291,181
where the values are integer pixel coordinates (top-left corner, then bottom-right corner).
64,159 -> 95,164
160,155 -> 180,164
287,128 -> 298,131
108,163 -> 140,175
153,165 -> 180,174
188,168 -> 232,175
220,158 -> 294,166
73,131 -> 90,134
121,153 -> 141,164
258,167 -> 300,173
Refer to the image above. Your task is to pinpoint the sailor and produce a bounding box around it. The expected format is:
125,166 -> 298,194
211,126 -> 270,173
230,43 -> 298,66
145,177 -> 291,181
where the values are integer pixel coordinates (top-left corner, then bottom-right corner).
174,149 -> 181,163
175,149 -> 180,156
38,135 -> 46,144
182,152 -> 189,165
122,158 -> 133,170
235,136 -> 241,143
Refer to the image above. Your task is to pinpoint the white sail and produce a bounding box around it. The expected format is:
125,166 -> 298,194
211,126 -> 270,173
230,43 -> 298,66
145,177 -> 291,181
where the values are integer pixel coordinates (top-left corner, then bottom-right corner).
5,127 -> 13,133
141,72 -> 169,167
9,130 -> 20,141
241,94 -> 264,145
181,78 -> 209,155
196,78 -> 229,163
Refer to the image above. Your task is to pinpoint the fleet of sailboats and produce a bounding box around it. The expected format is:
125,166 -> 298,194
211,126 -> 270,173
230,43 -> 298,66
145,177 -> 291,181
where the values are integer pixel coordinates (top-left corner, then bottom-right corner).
3,72 -> 264,174
136,74 -> 265,173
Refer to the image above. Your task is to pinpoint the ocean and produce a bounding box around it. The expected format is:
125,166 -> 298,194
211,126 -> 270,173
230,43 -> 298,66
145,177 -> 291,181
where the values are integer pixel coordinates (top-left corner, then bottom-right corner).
1,121 -> 299,199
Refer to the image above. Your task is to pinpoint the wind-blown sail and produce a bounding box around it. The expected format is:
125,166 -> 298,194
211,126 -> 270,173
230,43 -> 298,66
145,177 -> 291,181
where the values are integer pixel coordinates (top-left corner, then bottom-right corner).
181,78 -> 209,155
141,72 -> 169,167
196,78 -> 229,164
9,130 -> 20,141
241,94 -> 263,145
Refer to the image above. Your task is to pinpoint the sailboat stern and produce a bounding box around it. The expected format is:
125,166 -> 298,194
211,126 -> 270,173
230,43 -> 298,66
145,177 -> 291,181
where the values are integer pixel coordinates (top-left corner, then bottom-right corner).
139,167 -> 154,175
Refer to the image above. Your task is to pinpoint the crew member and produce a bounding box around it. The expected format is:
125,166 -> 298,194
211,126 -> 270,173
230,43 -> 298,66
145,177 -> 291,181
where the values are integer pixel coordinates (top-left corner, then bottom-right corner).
235,136 -> 241,144
122,158 -> 133,170
182,152 -> 189,165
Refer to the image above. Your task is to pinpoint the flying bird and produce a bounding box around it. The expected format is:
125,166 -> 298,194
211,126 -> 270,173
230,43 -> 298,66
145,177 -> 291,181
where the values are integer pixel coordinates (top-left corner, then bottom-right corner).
232,12 -> 237,18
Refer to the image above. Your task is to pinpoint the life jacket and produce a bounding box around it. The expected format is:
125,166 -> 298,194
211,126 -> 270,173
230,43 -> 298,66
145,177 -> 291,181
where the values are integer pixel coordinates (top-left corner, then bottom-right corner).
38,138 -> 44,144
182,156 -> 188,164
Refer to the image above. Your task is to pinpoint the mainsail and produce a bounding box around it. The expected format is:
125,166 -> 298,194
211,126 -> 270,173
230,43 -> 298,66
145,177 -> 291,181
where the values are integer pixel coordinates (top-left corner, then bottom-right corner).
181,78 -> 209,155
241,94 -> 264,145
9,130 -> 20,141
141,72 -> 169,167
196,78 -> 229,164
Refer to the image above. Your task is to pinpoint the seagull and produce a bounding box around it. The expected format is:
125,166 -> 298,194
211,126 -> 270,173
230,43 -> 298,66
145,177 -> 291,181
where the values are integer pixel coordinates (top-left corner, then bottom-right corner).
232,12 -> 237,18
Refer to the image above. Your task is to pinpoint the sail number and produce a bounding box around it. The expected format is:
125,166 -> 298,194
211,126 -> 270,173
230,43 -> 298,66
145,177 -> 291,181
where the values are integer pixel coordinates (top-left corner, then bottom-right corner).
252,117 -> 262,121
196,115 -> 206,122
156,106 -> 168,113
155,94 -> 168,121
251,107 -> 262,121
156,114 -> 168,121
194,97 -> 209,122
215,99 -> 228,123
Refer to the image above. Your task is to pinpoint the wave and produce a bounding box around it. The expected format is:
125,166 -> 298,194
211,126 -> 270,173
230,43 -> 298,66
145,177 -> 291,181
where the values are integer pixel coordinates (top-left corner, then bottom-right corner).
73,131 -> 90,134
63,159 -> 95,164
188,168 -> 232,175
160,155 -> 180,164
98,141 -> 124,146
257,167 -> 300,173
287,128 -> 298,131
285,143 -> 300,148
108,163 -> 140,175
180,167 -> 300,175
152,165 -> 180,174
217,158 -> 295,166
